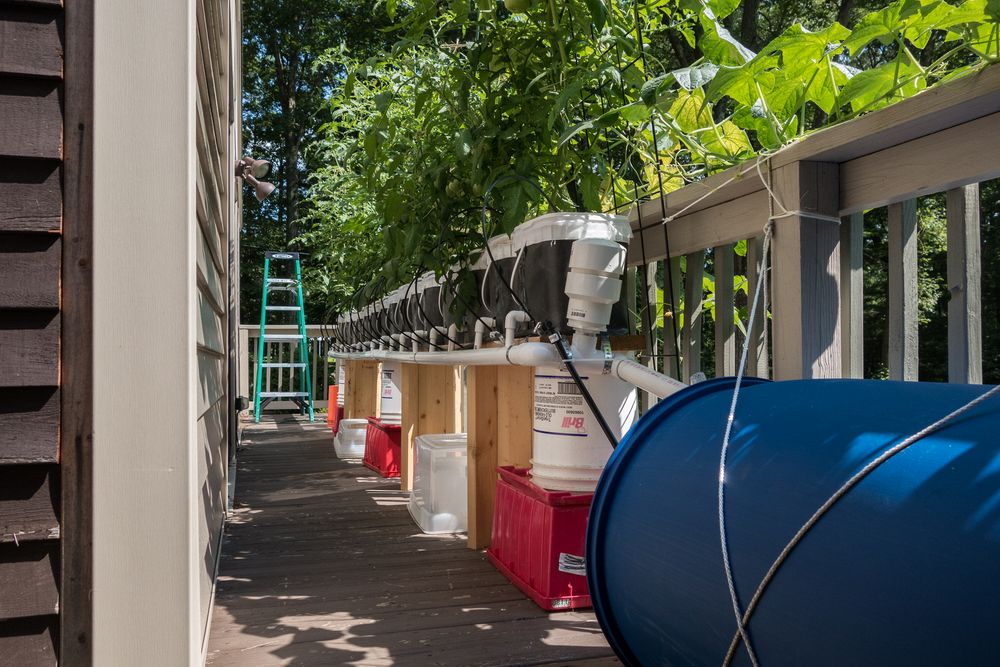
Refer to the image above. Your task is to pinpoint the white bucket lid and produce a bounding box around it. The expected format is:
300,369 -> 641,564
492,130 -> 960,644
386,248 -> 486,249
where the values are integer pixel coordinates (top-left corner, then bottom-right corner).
417,271 -> 438,292
511,212 -> 631,252
472,235 -> 514,270
415,433 -> 468,450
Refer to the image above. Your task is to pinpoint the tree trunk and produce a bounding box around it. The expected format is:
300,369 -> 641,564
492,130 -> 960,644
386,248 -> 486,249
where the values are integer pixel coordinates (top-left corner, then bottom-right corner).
285,132 -> 301,242
738,0 -> 762,50
837,0 -> 857,28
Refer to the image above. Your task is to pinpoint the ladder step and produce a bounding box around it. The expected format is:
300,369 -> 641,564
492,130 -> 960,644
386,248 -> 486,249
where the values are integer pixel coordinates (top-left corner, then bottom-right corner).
260,363 -> 306,368
267,278 -> 296,284
259,391 -> 310,398
267,285 -> 299,292
266,306 -> 301,311
262,334 -> 304,341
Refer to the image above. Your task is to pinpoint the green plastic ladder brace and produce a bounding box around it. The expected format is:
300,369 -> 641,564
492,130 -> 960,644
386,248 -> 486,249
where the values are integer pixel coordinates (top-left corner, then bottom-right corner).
253,251 -> 314,422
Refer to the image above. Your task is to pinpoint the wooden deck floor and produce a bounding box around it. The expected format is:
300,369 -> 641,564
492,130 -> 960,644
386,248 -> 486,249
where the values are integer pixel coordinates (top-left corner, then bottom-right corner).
206,417 -> 620,666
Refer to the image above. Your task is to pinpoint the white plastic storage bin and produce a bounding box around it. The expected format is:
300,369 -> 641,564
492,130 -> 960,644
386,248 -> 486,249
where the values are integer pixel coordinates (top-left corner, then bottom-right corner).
408,433 -> 468,534
334,418 -> 368,459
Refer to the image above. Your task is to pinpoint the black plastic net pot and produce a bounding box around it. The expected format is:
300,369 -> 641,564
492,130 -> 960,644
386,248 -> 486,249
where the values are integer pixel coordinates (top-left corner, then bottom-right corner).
511,213 -> 632,337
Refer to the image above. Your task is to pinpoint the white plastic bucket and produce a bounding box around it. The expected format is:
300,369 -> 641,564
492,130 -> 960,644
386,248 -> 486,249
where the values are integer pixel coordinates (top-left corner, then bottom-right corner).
336,363 -> 345,407
510,212 -> 631,251
379,360 -> 403,425
530,366 -> 637,492
408,433 -> 468,534
334,418 -> 368,459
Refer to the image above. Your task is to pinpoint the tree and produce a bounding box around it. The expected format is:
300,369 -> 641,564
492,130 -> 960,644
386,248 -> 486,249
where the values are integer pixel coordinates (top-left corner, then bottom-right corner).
241,0 -> 399,322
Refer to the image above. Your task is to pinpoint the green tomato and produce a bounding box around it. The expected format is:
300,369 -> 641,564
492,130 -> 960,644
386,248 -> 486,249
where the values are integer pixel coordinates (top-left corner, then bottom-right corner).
446,180 -> 463,198
504,0 -> 532,13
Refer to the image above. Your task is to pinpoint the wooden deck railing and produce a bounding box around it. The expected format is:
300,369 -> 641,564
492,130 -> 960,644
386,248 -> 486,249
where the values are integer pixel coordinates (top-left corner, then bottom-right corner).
626,64 -> 1000,404
238,324 -> 334,410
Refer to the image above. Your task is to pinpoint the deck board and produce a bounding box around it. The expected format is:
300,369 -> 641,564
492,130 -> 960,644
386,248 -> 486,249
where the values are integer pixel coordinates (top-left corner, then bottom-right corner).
207,418 -> 620,666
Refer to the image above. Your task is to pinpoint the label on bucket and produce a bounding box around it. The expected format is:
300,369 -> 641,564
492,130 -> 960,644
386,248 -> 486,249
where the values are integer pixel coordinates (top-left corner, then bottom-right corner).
534,374 -> 588,437
381,370 -> 396,399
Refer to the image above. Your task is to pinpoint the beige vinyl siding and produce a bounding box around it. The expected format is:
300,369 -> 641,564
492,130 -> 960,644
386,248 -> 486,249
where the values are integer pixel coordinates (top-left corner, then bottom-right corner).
195,0 -> 233,640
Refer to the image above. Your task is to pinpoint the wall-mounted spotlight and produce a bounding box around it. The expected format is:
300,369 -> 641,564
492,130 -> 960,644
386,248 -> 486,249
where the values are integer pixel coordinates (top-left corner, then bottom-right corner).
235,156 -> 276,202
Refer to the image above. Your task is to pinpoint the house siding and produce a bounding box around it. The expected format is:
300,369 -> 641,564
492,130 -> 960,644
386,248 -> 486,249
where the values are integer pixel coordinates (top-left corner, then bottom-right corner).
0,0 -> 66,663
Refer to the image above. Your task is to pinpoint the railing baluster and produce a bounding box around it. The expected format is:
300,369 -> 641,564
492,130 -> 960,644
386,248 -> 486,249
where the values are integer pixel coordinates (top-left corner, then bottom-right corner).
840,212 -> 864,378
683,251 -> 704,382
265,340 -> 273,393
714,244 -> 735,377
323,337 -> 330,398
947,184 -> 983,384
888,199 -> 919,381
746,236 -> 769,378
663,258 -> 682,379
639,261 -> 659,410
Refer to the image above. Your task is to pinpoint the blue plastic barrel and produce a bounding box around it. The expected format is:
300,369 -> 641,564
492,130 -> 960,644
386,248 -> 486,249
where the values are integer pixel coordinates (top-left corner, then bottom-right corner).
587,378 -> 1000,666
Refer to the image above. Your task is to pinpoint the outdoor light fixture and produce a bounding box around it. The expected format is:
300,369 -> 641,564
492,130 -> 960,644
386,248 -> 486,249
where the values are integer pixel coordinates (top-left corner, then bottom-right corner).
235,156 -> 275,202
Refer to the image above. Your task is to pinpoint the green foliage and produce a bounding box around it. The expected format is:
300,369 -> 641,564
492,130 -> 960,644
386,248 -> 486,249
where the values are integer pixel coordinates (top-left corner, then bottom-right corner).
299,0 -> 999,317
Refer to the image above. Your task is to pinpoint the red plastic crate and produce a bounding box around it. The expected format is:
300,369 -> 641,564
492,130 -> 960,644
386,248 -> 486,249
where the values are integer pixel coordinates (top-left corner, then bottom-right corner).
486,466 -> 594,611
328,404 -> 344,435
363,417 -> 401,478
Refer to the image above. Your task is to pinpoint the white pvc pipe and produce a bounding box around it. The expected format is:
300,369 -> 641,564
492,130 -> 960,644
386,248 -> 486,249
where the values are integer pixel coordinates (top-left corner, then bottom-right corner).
330,343 -> 685,399
447,323 -> 459,352
504,310 -> 530,348
474,317 -> 495,349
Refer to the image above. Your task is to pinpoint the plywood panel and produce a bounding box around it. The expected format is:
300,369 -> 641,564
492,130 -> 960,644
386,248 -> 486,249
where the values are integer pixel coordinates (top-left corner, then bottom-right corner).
0,234 -> 60,309
467,366 -> 498,550
0,160 -> 61,232
0,78 -> 62,159
399,364 -> 419,491
0,7 -> 63,78
0,465 -> 58,542
0,387 -> 59,463
496,365 -> 532,468
0,310 -> 59,387
0,541 -> 59,620
344,360 -> 380,419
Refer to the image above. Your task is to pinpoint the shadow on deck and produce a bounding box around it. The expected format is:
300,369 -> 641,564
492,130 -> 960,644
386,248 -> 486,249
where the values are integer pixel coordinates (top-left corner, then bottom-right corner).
206,416 -> 620,666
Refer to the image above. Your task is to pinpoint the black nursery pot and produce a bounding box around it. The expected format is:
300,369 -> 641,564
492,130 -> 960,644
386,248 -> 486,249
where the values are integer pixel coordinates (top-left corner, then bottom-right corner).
485,256 -> 519,329
418,284 -> 445,329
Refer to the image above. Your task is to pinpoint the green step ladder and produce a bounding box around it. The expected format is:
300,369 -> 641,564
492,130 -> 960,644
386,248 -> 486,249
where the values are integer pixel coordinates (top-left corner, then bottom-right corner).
254,251 -> 314,422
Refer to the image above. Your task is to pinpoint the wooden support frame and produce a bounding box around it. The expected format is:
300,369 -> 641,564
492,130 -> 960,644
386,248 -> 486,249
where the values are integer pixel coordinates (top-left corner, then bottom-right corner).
466,364 -> 533,550
343,359 -> 380,419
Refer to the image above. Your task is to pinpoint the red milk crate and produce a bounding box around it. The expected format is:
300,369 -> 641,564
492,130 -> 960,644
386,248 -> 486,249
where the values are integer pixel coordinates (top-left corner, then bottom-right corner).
363,417 -> 401,478
486,466 -> 594,611
329,405 -> 344,435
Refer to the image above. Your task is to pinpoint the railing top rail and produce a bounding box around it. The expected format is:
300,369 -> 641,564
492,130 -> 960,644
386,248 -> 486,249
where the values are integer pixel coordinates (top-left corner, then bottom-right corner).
241,323 -> 328,334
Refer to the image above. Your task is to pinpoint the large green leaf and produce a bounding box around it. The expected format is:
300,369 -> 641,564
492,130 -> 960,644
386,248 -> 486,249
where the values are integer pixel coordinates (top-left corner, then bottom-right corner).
698,10 -> 756,65
837,54 -> 926,113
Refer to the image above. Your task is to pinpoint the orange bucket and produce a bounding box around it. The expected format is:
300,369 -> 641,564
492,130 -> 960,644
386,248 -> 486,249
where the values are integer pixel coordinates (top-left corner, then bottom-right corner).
327,386 -> 339,424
